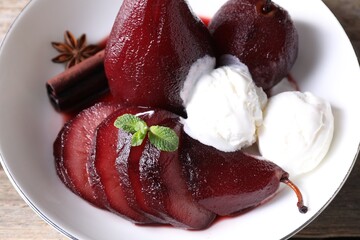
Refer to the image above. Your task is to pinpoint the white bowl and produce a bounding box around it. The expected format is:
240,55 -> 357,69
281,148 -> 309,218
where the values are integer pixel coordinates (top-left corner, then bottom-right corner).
0,0 -> 359,239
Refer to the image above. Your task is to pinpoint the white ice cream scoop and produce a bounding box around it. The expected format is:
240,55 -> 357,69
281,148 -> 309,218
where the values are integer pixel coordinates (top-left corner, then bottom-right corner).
257,91 -> 334,176
182,62 -> 267,152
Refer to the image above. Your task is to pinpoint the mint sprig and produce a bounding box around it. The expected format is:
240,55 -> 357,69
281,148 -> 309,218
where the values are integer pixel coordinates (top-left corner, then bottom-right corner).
114,114 -> 148,133
114,114 -> 179,152
148,126 -> 179,152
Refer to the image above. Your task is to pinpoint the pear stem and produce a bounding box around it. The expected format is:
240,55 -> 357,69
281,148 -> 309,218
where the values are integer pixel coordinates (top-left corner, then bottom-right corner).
281,177 -> 308,214
262,0 -> 272,13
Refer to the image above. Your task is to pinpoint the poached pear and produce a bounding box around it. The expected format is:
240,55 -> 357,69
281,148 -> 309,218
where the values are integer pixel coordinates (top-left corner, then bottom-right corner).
88,106 -> 156,224
104,0 -> 215,116
180,133 -> 308,216
209,0 -> 298,91
54,102 -> 120,208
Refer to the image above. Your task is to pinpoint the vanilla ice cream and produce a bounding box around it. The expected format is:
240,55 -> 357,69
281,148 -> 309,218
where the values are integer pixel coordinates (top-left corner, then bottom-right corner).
181,55 -> 216,106
182,62 -> 267,152
257,91 -> 334,176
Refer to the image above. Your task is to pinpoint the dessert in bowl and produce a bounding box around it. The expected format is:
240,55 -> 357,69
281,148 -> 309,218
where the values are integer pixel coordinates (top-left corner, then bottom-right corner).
0,0 -> 359,239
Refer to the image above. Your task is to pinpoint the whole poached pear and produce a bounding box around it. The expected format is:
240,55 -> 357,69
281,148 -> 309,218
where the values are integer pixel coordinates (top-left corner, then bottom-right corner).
209,0 -> 299,91
104,0 -> 215,116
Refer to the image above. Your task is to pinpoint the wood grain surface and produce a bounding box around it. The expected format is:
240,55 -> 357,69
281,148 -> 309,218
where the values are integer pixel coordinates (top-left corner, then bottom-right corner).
0,0 -> 359,239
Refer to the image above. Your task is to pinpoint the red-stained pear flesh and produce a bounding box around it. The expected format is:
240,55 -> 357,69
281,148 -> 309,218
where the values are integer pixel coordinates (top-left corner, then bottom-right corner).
180,133 -> 287,216
139,117 -> 216,229
54,128 -> 75,191
104,0 -> 214,115
54,102 -> 120,208
123,111 -> 179,224
88,107 -> 155,224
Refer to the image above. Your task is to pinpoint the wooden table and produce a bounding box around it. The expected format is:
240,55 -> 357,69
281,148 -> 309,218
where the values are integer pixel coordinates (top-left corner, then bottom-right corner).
0,0 -> 359,239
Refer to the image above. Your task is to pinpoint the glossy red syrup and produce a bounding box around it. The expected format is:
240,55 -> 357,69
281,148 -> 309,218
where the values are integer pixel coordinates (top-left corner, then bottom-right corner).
200,16 -> 211,26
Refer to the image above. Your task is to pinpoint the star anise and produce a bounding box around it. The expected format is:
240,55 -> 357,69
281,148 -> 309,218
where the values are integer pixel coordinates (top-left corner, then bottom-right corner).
51,31 -> 99,69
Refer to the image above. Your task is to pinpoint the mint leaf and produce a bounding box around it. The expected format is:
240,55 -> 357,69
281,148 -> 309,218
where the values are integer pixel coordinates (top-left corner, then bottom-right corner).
114,114 -> 147,134
134,120 -> 148,134
131,130 -> 147,147
114,114 -> 149,147
114,114 -> 179,152
148,126 -> 179,152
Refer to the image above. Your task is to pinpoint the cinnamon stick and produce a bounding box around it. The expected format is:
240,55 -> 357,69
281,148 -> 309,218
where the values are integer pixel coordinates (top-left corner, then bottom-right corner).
46,49 -> 109,112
